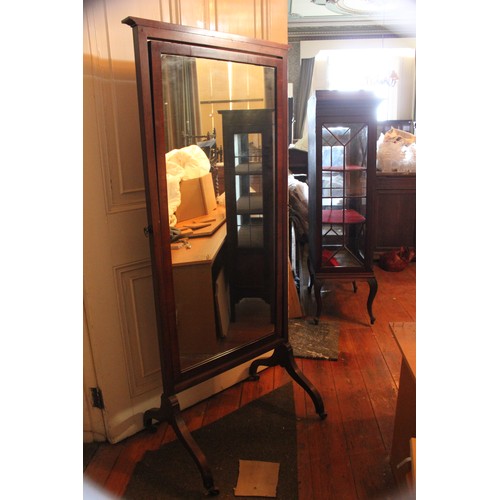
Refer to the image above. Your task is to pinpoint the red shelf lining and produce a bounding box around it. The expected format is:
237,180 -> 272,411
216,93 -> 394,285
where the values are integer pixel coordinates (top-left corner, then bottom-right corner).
322,208 -> 365,224
321,249 -> 340,267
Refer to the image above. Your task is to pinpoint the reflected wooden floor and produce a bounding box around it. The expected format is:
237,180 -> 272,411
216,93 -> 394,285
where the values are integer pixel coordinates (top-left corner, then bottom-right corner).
84,261 -> 416,499
180,297 -> 275,368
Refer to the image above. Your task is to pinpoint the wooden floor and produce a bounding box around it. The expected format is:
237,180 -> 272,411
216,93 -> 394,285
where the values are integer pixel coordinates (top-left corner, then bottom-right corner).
84,261 -> 416,499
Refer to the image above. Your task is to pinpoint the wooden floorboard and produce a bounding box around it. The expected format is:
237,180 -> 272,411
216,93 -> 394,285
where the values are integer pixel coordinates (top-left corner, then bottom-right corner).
301,358 -> 358,500
202,382 -> 243,426
330,348 -> 386,454
84,442 -> 124,489
84,261 -> 416,499
344,327 -> 398,451
293,358 -> 317,500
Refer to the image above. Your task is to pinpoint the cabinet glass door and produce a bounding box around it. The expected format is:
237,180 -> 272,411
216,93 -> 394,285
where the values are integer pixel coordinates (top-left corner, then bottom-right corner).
320,122 -> 368,270
219,108 -> 275,325
234,132 -> 264,248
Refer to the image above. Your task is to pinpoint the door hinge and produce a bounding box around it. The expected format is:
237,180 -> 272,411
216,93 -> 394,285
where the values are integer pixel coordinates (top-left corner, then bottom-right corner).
91,387 -> 105,409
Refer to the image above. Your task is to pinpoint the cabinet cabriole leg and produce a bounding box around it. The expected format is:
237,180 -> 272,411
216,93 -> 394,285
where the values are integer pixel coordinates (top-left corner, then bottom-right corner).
306,256 -> 314,294
367,277 -> 378,324
313,279 -> 323,324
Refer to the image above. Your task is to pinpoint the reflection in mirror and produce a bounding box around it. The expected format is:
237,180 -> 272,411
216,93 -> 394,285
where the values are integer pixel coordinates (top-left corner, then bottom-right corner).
161,54 -> 276,371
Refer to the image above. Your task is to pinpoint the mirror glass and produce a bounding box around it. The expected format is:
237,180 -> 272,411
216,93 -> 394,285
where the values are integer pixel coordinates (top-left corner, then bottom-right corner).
160,54 -> 277,372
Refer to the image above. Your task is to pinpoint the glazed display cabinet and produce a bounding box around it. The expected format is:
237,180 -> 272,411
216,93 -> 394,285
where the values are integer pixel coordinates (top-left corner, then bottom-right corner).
307,90 -> 380,324
219,109 -> 275,321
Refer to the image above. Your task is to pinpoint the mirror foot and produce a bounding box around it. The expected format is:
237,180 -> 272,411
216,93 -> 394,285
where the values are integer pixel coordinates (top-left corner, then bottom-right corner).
143,408 -> 160,432
145,423 -> 157,434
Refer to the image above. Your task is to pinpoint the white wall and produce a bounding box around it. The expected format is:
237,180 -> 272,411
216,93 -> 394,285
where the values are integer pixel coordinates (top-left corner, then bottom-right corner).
300,37 -> 416,60
297,37 -> 416,125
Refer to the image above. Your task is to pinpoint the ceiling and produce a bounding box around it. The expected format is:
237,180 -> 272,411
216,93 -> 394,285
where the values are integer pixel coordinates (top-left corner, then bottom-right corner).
288,0 -> 416,40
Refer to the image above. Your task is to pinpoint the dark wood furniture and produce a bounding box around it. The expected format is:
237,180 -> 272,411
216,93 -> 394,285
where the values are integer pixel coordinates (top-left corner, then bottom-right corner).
374,173 -> 416,257
374,120 -> 416,258
307,90 -> 380,325
219,109 -> 274,319
170,209 -> 227,361
288,146 -> 308,178
123,17 -> 325,495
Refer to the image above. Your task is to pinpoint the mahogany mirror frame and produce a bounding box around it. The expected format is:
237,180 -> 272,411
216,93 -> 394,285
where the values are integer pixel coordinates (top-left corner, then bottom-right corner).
123,15 -> 294,392
123,17 -> 325,495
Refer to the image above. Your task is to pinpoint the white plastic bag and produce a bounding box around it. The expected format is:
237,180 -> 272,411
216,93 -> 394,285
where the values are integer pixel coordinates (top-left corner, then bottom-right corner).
166,173 -> 181,226
164,145 -> 212,225
377,141 -> 407,172
165,144 -> 211,180
377,128 -> 417,173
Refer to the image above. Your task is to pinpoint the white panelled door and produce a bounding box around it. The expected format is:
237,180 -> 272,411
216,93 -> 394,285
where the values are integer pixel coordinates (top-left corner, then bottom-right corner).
83,0 -> 163,444
83,0 -> 272,444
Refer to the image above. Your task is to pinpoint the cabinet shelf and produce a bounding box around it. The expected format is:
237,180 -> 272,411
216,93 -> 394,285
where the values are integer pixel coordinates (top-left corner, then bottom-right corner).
322,165 -> 366,172
236,194 -> 263,213
322,208 -> 365,225
322,194 -> 367,200
235,162 -> 263,175
322,247 -> 364,268
237,224 -> 264,248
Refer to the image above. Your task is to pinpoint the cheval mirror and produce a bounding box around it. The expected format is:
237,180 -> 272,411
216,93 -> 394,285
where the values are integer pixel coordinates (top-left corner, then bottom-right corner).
123,17 -> 326,495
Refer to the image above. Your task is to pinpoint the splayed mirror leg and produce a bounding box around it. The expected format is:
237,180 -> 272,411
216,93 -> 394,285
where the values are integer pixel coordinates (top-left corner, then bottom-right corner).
143,395 -> 219,496
248,343 -> 327,419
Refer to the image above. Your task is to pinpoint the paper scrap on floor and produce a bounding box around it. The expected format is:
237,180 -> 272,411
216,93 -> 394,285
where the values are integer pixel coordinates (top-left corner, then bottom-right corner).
234,459 -> 280,497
